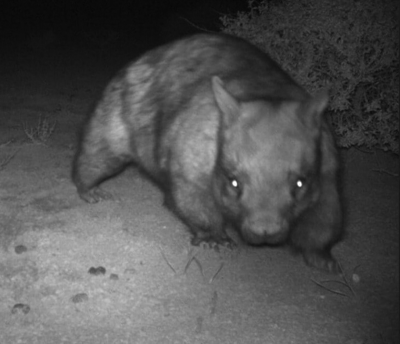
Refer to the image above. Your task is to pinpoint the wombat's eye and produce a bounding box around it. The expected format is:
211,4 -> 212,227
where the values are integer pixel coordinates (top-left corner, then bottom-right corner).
230,178 -> 239,189
226,175 -> 241,197
293,177 -> 308,198
296,178 -> 306,189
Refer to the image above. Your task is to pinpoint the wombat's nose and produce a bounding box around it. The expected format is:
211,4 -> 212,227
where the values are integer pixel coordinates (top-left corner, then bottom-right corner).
241,220 -> 289,245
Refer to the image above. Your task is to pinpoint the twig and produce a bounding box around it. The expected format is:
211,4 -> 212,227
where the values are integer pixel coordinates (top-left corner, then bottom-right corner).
0,139 -> 13,148
192,257 -> 205,278
159,247 -> 176,274
372,169 -> 398,177
311,278 -> 348,297
178,16 -> 216,33
0,149 -> 19,171
183,255 -> 196,275
339,262 -> 356,297
209,263 -> 224,284
312,262 -> 357,297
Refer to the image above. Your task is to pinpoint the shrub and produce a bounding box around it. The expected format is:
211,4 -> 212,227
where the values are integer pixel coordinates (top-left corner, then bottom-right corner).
23,115 -> 56,145
221,0 -> 399,154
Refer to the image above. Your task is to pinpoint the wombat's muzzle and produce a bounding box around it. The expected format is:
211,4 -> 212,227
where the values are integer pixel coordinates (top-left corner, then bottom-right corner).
240,220 -> 290,245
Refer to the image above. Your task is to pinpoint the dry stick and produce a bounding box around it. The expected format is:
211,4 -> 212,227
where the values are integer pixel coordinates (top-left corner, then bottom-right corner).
311,278 -> 348,297
178,16 -> 216,34
372,169 -> 398,177
161,245 -> 223,283
183,255 -> 196,275
209,263 -> 224,284
192,257 -> 205,278
317,280 -> 354,294
159,247 -> 176,274
183,246 -> 204,276
339,262 -> 356,297
0,149 -> 19,171
312,262 -> 356,297
0,139 -> 13,148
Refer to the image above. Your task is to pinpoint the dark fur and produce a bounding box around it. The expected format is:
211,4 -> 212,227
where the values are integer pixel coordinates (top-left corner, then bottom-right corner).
72,34 -> 343,273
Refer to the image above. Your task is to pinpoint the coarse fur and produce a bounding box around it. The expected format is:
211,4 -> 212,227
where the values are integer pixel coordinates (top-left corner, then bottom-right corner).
72,33 -> 343,273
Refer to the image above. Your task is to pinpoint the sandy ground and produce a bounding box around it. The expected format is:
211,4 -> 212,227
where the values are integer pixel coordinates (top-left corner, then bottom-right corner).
0,37 -> 398,344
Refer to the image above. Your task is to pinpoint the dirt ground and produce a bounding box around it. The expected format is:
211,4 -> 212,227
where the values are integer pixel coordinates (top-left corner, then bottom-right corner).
0,37 -> 398,344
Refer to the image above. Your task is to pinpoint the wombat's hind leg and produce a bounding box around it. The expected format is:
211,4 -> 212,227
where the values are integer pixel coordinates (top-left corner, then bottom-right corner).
73,147 -> 130,204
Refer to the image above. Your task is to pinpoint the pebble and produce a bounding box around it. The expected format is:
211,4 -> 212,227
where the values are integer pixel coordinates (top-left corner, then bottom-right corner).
14,245 -> 28,254
11,303 -> 30,315
71,293 -> 89,303
109,273 -> 119,280
88,266 -> 106,276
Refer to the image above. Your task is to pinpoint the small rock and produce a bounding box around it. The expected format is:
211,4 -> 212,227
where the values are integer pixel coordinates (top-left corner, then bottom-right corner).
96,266 -> 106,275
11,303 -> 30,315
109,273 -> 119,280
71,293 -> 89,303
88,266 -> 106,276
14,245 -> 28,254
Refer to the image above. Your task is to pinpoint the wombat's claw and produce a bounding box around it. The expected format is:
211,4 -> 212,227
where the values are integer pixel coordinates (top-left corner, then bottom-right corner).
218,238 -> 236,250
79,187 -> 113,204
191,234 -> 236,251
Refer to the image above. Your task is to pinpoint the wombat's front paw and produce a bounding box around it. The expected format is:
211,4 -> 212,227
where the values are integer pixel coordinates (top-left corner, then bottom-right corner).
303,250 -> 341,274
79,187 -> 113,204
191,232 -> 236,250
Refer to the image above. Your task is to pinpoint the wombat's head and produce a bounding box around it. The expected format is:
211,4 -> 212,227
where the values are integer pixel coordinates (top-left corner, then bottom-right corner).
211,77 -> 328,245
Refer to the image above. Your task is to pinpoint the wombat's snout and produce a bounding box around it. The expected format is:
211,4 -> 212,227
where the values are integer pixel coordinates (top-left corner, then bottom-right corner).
241,217 -> 290,245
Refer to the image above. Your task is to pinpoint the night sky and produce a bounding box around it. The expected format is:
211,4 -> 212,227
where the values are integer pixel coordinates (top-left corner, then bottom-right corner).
0,0 -> 249,50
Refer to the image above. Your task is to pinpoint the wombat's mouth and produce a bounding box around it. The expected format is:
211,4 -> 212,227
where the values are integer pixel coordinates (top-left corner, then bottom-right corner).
241,227 -> 289,246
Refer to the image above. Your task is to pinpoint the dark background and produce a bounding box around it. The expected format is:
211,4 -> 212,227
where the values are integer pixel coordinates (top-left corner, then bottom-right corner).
0,0 -> 249,52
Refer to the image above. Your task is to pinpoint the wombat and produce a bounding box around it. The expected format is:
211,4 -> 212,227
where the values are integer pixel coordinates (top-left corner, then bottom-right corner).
72,33 -> 343,273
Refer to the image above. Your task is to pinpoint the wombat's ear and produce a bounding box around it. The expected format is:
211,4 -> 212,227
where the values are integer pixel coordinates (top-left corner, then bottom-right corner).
212,76 -> 240,126
303,91 -> 329,129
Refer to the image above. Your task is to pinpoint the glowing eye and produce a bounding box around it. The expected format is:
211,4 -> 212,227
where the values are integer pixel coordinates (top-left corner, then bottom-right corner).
224,172 -> 241,196
296,179 -> 304,188
231,179 -> 239,188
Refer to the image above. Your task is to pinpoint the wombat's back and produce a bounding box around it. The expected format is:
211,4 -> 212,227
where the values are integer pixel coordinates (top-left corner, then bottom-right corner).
132,34 -> 307,112
121,34 -> 309,176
